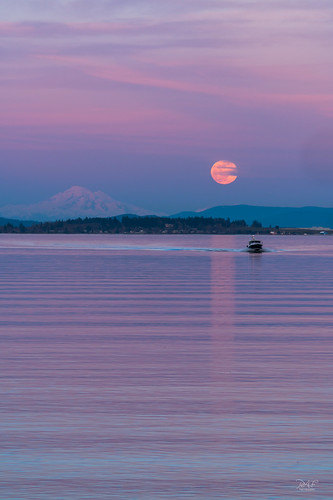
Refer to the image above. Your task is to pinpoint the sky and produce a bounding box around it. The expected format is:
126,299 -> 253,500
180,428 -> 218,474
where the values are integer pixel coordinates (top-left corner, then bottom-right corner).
0,0 -> 333,212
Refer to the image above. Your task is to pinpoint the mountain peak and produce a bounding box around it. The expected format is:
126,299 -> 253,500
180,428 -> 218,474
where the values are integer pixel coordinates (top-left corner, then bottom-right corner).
63,186 -> 92,195
50,186 -> 93,201
0,187 -> 152,221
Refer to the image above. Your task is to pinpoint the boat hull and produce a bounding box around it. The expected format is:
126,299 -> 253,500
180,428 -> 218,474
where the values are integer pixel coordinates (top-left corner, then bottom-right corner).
246,240 -> 263,252
247,246 -> 263,253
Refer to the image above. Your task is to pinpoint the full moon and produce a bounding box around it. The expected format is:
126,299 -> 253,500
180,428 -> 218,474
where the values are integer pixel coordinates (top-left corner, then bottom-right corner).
211,160 -> 238,185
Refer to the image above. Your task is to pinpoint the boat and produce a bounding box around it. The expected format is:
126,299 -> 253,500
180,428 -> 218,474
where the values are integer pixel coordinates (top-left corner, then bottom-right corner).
246,235 -> 263,253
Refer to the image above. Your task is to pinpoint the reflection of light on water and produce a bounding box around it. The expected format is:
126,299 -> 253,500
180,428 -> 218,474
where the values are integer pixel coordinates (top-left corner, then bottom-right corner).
209,236 -> 235,411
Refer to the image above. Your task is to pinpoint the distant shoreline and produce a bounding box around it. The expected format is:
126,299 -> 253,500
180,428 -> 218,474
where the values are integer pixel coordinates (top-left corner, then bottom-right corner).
0,216 -> 331,235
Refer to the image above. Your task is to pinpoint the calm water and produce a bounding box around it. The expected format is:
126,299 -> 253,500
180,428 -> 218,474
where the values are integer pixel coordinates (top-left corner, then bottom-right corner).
1,234 -> 333,499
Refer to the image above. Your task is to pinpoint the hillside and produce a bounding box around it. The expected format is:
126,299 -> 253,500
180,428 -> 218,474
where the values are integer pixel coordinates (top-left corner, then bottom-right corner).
172,205 -> 333,229
0,217 -> 36,227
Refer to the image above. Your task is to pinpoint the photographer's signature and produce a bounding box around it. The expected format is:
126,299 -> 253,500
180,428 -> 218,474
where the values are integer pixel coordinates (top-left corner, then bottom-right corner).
296,479 -> 319,492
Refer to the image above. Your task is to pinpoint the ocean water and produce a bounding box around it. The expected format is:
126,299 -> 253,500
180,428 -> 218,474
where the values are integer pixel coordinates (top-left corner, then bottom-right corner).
1,234 -> 333,499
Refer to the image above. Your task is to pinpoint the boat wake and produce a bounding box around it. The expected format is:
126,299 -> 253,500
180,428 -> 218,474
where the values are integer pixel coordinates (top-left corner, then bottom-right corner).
0,240 -> 283,253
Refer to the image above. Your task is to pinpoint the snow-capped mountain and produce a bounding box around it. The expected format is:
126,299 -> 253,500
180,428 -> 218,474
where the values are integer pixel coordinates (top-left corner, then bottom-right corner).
0,186 -> 152,221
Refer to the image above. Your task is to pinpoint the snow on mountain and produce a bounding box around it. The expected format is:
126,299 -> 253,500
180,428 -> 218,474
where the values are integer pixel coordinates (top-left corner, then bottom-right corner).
0,186 -> 152,221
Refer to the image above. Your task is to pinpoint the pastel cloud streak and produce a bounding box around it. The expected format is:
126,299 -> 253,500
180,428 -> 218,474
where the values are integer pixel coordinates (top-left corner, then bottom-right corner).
0,0 -> 332,208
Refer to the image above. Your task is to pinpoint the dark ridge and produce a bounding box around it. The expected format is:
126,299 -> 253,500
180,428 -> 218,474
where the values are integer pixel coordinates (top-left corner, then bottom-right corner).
171,205 -> 333,229
0,217 -> 37,228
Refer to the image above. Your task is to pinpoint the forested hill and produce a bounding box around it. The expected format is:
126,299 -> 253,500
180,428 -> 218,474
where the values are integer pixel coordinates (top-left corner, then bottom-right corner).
172,205 -> 333,229
0,217 -> 36,227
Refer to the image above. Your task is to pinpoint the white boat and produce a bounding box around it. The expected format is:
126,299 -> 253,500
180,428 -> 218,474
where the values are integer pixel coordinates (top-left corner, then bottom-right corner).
247,235 -> 263,252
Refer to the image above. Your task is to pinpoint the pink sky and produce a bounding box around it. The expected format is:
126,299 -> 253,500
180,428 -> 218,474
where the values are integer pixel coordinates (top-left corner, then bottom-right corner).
0,1 -> 332,211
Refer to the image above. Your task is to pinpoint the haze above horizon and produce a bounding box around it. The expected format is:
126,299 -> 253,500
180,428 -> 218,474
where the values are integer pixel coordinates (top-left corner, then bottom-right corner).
1,186 -> 333,229
1,1 -> 332,211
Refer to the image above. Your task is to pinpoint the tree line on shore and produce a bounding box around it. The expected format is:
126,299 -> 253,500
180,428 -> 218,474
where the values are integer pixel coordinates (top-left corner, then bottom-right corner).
0,216 -> 266,234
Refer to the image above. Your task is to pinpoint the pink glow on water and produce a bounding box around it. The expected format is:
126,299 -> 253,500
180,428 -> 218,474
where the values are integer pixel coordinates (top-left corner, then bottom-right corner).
1,234 -> 333,498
